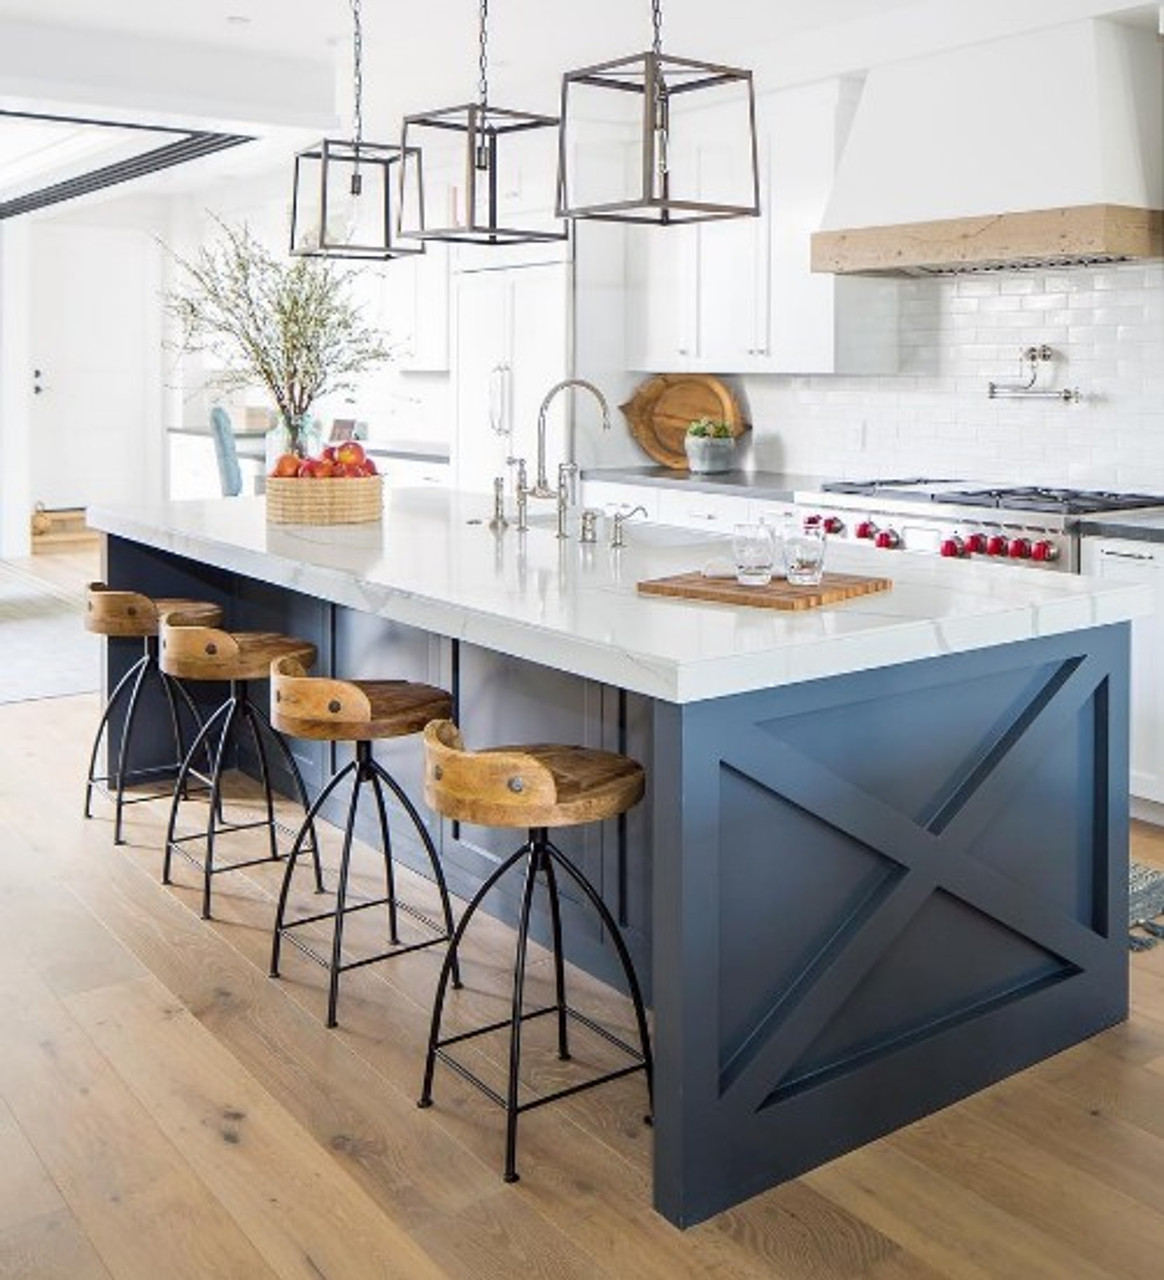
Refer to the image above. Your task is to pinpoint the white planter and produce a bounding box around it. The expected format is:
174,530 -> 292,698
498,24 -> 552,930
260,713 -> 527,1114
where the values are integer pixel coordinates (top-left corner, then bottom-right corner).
684,435 -> 736,474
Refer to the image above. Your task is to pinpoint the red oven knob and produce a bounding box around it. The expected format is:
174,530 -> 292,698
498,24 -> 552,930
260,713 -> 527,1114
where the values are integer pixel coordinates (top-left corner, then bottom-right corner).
855,520 -> 877,540
1031,539 -> 1059,563
985,535 -> 1008,557
964,533 -> 987,555
1008,537 -> 1032,559
940,536 -> 966,558
874,529 -> 900,549
823,516 -> 845,535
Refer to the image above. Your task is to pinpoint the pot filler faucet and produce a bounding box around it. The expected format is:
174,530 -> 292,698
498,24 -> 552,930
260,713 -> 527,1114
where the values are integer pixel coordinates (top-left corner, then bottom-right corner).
531,378 -> 611,498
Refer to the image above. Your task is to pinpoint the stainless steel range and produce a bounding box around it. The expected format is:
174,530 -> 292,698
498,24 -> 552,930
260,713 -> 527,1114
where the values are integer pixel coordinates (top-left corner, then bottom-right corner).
793,479 -> 1164,573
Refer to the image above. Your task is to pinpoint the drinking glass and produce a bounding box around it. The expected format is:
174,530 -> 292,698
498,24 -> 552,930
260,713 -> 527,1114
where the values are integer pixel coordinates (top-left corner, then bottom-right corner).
732,523 -> 776,587
783,519 -> 827,586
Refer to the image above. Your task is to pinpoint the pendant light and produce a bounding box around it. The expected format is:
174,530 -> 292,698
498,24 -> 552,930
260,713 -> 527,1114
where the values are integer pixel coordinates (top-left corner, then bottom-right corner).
290,0 -> 422,259
557,0 -> 760,225
397,0 -> 567,245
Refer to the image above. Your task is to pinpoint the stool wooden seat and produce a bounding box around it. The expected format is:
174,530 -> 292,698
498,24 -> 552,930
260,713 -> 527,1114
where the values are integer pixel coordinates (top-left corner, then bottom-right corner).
268,657 -> 459,1027
83,582 -> 224,844
160,614 -> 322,919
417,719 -> 652,1184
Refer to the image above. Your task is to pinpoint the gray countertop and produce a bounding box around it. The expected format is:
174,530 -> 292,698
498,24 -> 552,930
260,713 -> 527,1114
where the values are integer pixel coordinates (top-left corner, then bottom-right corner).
579,466 -> 834,502
1079,512 -> 1164,543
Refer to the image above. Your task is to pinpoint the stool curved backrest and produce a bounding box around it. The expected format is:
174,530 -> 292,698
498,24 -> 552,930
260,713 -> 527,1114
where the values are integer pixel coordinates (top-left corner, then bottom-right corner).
86,581 -> 161,636
270,654 -> 373,734
161,613 -> 242,677
210,407 -> 243,497
423,719 -> 558,828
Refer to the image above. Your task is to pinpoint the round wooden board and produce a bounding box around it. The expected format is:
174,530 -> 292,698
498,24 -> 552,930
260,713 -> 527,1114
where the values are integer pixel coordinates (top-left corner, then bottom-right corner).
620,374 -> 747,469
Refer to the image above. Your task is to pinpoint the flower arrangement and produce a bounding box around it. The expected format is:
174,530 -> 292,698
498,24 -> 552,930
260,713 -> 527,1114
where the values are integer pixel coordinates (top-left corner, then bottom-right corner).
166,218 -> 390,455
686,417 -> 735,439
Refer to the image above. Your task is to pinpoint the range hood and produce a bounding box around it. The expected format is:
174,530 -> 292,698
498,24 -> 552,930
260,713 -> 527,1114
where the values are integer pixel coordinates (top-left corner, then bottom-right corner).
811,19 -> 1164,276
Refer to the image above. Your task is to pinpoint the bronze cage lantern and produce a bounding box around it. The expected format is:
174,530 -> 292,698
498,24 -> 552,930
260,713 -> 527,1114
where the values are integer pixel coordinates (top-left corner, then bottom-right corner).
290,0 -> 423,260
291,139 -> 424,260
397,1 -> 567,246
556,4 -> 760,225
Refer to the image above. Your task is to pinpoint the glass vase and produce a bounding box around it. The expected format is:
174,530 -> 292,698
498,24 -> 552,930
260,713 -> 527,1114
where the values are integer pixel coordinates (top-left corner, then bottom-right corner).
265,412 -> 322,471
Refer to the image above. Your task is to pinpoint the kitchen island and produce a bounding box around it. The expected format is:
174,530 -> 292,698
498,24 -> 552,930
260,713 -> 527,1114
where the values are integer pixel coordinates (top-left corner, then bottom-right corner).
89,489 -> 1149,1227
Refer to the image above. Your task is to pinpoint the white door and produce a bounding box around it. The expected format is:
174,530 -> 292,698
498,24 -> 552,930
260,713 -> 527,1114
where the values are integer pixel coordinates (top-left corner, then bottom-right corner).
28,223 -> 162,510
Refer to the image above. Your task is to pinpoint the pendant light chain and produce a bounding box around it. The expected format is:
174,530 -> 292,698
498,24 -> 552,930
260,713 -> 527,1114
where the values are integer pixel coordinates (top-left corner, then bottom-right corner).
651,0 -> 664,56
477,0 -> 490,108
350,0 -> 364,151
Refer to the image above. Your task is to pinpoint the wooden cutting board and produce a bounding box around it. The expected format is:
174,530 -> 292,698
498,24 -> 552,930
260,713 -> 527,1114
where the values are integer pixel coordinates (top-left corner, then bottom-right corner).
637,570 -> 892,611
620,374 -> 747,469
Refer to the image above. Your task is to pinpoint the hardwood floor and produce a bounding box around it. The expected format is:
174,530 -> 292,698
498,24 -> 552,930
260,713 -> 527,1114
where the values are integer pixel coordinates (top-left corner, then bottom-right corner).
2,549 -> 1163,1277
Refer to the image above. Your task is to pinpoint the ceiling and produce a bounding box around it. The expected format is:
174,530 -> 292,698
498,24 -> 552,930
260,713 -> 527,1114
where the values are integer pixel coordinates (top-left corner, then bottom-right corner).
0,1 -> 1158,218
0,1 -> 924,64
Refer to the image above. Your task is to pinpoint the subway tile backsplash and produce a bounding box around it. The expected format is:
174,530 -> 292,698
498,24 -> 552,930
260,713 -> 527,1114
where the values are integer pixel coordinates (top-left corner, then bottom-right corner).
745,261 -> 1164,490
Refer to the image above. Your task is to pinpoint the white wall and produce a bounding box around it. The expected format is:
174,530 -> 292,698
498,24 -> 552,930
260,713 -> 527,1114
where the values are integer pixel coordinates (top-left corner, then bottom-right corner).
0,221 -> 32,557
733,261 -> 1164,491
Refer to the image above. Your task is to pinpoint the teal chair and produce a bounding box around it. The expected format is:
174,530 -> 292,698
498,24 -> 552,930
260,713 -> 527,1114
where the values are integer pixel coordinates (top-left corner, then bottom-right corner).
210,407 -> 243,497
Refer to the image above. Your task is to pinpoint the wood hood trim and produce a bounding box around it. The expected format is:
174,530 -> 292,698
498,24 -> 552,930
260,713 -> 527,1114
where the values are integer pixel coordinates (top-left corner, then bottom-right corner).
810,204 -> 1164,276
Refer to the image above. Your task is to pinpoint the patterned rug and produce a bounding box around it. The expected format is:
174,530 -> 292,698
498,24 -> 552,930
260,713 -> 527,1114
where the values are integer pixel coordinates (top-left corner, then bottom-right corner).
0,560 -> 99,704
1129,860 -> 1164,950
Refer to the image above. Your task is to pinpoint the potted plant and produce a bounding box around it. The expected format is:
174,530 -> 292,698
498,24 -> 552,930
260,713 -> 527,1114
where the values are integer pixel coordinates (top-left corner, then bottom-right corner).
684,417 -> 737,474
166,218 -> 390,459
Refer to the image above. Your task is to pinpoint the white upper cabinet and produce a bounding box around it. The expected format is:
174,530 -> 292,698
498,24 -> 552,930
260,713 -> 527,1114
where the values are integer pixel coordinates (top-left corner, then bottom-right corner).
380,242 -> 450,372
626,78 -> 899,375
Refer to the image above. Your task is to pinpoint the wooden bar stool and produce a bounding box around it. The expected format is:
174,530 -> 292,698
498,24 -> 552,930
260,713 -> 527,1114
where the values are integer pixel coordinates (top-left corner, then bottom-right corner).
84,583 -> 223,844
268,657 -> 461,1027
417,719 -> 653,1184
160,613 -> 323,919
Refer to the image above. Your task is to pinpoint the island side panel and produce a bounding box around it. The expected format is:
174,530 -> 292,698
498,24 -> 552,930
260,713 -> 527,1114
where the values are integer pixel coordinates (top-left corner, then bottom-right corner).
650,624 -> 1130,1227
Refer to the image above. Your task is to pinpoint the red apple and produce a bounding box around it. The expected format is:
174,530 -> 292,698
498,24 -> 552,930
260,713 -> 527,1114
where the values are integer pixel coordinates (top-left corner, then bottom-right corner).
321,445 -> 337,462
335,441 -> 365,468
361,456 -> 378,475
296,459 -> 317,478
314,458 -> 336,478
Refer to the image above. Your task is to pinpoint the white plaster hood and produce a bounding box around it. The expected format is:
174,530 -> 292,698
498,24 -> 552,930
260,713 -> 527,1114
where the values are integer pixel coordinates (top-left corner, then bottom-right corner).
811,18 -> 1164,274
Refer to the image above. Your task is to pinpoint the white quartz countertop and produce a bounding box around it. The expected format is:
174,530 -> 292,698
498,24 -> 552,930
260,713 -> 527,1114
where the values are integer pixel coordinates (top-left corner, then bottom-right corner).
89,491 -> 1151,704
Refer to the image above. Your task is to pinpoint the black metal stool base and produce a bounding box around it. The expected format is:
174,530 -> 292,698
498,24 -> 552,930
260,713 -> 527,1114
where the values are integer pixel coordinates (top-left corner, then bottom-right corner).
84,636 -> 208,845
417,827 -> 653,1184
270,741 -> 461,1028
163,679 -> 324,920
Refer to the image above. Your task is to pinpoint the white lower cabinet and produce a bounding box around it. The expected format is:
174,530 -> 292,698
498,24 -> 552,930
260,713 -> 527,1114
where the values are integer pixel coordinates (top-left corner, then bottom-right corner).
1081,538 -> 1164,804
654,488 -> 753,532
580,481 -> 660,522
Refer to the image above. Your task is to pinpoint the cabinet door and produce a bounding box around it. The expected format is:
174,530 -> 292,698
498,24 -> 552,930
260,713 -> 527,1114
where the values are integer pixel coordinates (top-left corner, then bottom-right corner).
698,118 -> 771,369
453,264 -> 569,493
656,487 -> 752,532
580,480 -> 660,521
452,270 -> 512,492
382,243 -> 449,372
625,220 -> 699,370
1083,540 -> 1164,803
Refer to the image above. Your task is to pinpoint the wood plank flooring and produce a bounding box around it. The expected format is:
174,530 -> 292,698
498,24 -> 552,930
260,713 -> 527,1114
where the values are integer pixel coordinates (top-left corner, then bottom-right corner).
1,549 -> 1163,1277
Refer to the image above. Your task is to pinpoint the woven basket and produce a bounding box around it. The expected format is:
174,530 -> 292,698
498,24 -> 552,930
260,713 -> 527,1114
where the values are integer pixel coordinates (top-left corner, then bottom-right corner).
265,475 -> 383,525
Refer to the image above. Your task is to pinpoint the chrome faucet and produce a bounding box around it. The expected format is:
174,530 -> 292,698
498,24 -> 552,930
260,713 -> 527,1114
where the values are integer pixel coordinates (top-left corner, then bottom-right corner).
531,378 -> 611,499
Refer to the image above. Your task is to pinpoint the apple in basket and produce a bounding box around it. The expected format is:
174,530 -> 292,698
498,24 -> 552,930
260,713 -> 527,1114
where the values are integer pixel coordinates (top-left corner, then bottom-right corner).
271,453 -> 301,478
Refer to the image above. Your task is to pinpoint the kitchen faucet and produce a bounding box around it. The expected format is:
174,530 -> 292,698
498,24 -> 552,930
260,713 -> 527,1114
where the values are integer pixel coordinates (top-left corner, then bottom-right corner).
531,378 -> 611,499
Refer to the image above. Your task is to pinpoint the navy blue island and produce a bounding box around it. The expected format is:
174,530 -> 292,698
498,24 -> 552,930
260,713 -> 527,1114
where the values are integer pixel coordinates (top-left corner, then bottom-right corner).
89,489 -> 1149,1227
